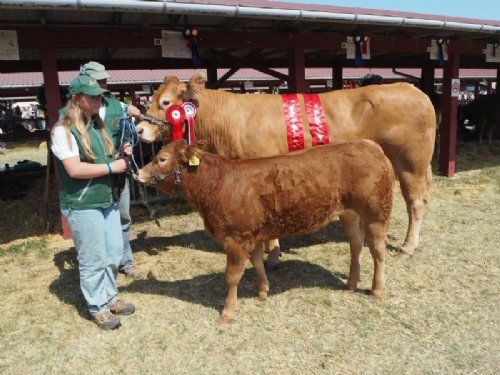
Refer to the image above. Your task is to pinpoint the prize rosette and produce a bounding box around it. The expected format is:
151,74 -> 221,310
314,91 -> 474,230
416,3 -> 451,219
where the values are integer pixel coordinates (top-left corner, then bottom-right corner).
181,102 -> 197,144
166,105 -> 186,141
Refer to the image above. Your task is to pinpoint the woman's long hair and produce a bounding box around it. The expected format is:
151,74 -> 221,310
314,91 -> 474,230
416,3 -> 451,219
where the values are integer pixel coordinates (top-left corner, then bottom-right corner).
60,97 -> 114,160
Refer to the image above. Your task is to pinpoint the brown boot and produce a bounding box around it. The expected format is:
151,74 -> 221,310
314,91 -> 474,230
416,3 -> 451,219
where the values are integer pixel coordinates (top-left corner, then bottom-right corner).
119,265 -> 142,279
92,311 -> 121,330
109,299 -> 136,315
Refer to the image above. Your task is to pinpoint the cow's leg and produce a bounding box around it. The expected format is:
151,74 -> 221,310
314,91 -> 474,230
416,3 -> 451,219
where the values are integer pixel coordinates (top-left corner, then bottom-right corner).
365,221 -> 387,298
397,164 -> 432,257
340,211 -> 364,292
220,240 -> 247,324
265,239 -> 281,269
250,243 -> 269,300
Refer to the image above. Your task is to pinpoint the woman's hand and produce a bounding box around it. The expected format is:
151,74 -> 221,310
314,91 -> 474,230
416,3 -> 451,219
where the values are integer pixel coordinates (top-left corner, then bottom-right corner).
121,142 -> 133,156
110,159 -> 128,174
127,105 -> 141,118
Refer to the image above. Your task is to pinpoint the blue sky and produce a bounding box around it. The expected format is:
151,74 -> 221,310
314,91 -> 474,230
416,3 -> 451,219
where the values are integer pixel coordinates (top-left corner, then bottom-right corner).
281,0 -> 499,21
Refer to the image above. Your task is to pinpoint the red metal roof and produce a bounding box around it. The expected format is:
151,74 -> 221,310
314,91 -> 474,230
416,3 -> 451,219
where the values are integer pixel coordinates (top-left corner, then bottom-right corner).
0,68 -> 496,88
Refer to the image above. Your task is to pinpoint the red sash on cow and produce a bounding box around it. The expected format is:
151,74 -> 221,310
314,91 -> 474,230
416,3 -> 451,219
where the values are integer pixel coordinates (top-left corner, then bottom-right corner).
281,93 -> 330,152
303,94 -> 330,146
281,94 -> 305,152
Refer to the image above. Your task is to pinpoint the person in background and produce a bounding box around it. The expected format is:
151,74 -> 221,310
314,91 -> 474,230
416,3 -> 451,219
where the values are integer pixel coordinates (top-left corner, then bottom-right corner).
51,75 -> 136,329
79,61 -> 142,278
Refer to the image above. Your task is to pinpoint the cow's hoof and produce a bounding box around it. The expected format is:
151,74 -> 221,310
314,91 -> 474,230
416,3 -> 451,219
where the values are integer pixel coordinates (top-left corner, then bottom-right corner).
345,283 -> 357,292
394,250 -> 413,259
369,291 -> 383,300
264,260 -> 280,271
258,291 -> 268,301
219,310 -> 234,324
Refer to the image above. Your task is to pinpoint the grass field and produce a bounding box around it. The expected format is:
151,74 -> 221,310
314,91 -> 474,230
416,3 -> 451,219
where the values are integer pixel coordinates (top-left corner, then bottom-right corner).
0,141 -> 498,374
0,138 -> 48,168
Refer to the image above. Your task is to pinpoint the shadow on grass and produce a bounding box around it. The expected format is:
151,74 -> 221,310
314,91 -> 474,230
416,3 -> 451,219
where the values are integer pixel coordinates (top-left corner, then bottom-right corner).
48,248 -> 88,319
121,260 -> 349,312
130,220 -> 347,256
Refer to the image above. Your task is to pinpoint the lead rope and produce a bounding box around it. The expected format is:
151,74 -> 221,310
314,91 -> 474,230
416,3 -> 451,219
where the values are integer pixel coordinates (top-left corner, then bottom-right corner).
119,115 -> 140,177
120,114 -> 159,224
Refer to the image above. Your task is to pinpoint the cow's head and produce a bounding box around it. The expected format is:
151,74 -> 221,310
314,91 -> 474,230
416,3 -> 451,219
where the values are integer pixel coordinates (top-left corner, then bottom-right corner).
137,74 -> 206,143
137,139 -> 209,194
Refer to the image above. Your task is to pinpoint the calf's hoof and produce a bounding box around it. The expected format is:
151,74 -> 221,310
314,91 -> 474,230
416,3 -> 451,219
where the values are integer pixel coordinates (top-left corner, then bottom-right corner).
219,310 -> 235,324
264,259 -> 280,271
258,290 -> 268,301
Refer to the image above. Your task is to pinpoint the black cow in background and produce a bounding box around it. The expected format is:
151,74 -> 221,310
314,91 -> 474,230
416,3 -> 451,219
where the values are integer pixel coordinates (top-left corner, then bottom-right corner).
459,94 -> 500,144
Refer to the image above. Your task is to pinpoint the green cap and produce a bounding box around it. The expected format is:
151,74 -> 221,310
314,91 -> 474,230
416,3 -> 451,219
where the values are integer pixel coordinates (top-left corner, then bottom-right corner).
69,75 -> 109,96
80,61 -> 110,80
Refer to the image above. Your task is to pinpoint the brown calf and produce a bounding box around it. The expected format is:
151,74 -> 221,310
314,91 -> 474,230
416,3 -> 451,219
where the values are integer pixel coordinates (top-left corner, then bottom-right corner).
138,139 -> 394,323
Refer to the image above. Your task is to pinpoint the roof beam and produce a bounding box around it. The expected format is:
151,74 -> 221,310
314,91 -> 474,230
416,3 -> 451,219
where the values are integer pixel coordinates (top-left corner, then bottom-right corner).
10,27 -> 489,55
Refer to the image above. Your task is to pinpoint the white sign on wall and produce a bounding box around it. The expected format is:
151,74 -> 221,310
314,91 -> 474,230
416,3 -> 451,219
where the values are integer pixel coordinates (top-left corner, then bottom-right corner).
428,39 -> 448,61
342,36 -> 370,60
0,30 -> 19,60
451,79 -> 461,97
161,30 -> 191,59
484,43 -> 500,63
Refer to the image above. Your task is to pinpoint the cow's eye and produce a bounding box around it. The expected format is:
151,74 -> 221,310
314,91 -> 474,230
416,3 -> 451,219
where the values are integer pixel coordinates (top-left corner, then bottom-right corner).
162,100 -> 170,106
158,157 -> 167,163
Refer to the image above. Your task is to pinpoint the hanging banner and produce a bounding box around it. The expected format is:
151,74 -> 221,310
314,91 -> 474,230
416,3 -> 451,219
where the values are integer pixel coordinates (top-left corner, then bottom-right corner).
161,30 -> 192,59
0,30 -> 19,60
485,43 -> 500,63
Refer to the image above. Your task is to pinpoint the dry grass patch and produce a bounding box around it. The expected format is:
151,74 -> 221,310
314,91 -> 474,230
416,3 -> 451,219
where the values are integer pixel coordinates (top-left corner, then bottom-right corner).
0,141 -> 499,374
0,138 -> 47,167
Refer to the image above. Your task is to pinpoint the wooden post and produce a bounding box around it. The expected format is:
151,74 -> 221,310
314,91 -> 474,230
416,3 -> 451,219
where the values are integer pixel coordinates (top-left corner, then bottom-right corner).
288,48 -> 307,93
332,61 -> 343,90
207,64 -> 217,89
420,62 -> 435,97
129,89 -> 137,106
39,27 -> 72,238
494,67 -> 500,93
40,28 -> 62,130
439,43 -> 460,177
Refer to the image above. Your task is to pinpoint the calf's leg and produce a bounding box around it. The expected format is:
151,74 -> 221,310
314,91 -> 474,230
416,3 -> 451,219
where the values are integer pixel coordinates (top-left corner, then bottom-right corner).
340,211 -> 364,292
265,239 -> 281,268
220,239 -> 248,324
250,243 -> 269,300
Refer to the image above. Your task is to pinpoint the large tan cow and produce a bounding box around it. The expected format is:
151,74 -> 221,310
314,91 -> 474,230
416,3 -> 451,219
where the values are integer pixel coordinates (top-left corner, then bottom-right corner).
137,74 -> 436,259
138,139 -> 394,323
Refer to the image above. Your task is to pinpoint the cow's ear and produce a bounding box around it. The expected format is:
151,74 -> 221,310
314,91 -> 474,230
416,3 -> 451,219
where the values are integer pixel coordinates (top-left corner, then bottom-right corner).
185,73 -> 206,101
175,139 -> 189,163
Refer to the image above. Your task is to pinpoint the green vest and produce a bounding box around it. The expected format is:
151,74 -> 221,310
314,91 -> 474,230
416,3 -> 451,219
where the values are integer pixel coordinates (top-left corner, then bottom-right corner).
101,97 -> 125,151
55,119 -> 116,210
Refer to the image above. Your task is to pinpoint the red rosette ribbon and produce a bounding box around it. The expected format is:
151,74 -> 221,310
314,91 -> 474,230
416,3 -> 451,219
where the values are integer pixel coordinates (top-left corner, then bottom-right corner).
165,105 -> 186,141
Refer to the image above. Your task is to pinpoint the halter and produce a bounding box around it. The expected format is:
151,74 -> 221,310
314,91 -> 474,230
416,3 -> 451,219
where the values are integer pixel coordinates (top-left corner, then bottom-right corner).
144,164 -> 183,186
138,113 -> 171,136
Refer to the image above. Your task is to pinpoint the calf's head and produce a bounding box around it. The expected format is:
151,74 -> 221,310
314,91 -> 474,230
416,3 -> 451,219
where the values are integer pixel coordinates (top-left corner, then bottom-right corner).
137,139 -> 208,194
137,74 -> 206,143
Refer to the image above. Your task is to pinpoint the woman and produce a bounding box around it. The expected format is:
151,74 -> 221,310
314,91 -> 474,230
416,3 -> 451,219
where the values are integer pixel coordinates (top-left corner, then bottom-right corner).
51,75 -> 136,330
